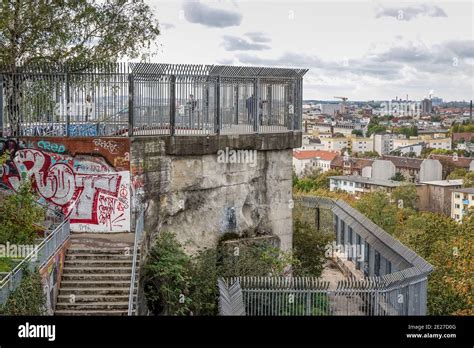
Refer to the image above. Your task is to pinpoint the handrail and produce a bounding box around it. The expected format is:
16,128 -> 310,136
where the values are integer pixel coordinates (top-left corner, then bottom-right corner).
128,209 -> 144,315
0,219 -> 70,305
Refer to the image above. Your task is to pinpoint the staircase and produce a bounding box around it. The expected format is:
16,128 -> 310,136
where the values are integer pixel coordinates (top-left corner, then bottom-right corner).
55,234 -> 139,316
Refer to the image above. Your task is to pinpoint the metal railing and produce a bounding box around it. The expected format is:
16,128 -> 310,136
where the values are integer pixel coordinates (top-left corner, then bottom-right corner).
219,274 -> 428,316
0,63 -> 307,137
0,219 -> 70,306
218,195 -> 433,316
128,209 -> 144,315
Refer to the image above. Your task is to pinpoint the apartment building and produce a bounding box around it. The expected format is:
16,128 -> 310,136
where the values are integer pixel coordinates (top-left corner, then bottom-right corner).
451,187 -> 474,222
351,138 -> 374,154
293,150 -> 338,176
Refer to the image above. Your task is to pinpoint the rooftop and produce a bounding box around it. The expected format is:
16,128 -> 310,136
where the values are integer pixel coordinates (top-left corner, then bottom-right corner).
330,175 -> 406,188
381,155 -> 423,169
293,150 -> 338,161
420,179 -> 463,187
452,187 -> 474,194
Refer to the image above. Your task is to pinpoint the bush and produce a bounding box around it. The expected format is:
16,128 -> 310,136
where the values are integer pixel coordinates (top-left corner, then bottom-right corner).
0,267 -> 46,315
0,181 -> 45,245
144,232 -> 192,316
144,232 -> 298,316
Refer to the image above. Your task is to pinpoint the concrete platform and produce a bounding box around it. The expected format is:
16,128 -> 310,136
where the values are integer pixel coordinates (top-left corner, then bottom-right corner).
69,233 -> 134,249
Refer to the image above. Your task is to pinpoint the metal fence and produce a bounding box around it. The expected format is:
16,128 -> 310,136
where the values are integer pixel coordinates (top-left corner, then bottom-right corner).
218,195 -> 433,316
0,63 -> 307,137
128,209 -> 144,315
0,219 -> 70,306
219,273 -> 428,316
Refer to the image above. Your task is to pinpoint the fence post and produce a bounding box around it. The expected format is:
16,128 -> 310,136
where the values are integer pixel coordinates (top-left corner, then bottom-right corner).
128,73 -> 134,136
254,78 -> 260,133
215,76 -> 220,134
0,74 -> 3,136
170,75 -> 176,136
65,73 -> 70,136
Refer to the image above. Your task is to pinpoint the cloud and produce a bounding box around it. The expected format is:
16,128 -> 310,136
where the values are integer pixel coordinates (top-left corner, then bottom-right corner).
244,32 -> 271,43
182,1 -> 242,28
375,4 -> 447,21
235,39 -> 474,81
221,35 -> 271,51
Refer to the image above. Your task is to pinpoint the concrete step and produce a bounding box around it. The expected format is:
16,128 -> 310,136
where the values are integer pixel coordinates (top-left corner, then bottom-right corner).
59,288 -> 134,296
66,254 -> 135,261
64,260 -> 136,268
57,294 -> 129,303
55,309 -> 128,316
61,274 -> 133,281
56,302 -> 129,311
60,280 -> 134,288
67,248 -> 138,255
61,267 -> 132,274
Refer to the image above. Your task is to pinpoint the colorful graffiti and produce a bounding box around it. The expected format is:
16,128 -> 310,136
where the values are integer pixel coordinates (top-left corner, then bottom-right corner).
0,138 -> 131,232
39,242 -> 68,315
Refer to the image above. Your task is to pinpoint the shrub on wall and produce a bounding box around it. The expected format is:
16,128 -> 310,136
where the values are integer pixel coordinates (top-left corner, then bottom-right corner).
0,181 -> 45,245
0,267 -> 46,315
144,232 -> 298,316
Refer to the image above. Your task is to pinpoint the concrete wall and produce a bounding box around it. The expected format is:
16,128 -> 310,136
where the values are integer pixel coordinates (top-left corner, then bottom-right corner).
419,159 -> 442,182
132,133 -> 300,255
372,160 -> 396,180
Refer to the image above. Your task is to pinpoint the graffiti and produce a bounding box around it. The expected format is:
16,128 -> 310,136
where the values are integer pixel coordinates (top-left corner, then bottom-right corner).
68,124 -> 98,137
37,140 -> 66,153
39,244 -> 67,315
93,139 -> 119,154
1,139 -> 131,232
114,152 -> 130,168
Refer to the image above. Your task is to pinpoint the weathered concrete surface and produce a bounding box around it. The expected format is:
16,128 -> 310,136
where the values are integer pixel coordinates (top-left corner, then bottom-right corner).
131,134 -> 296,255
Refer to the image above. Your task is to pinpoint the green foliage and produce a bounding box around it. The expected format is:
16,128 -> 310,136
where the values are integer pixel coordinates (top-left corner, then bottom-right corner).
390,172 -> 406,181
0,1 -> 160,68
366,118 -> 387,137
293,169 -> 342,192
451,123 -> 474,133
0,267 -> 46,315
355,191 -> 397,234
391,184 -> 418,210
447,168 -> 468,180
0,257 -> 16,272
0,182 -> 45,245
144,232 -> 193,316
351,129 -> 363,137
144,232 -> 297,316
394,211 -> 473,315
292,207 -> 333,277
462,172 -> 474,188
394,126 -> 418,137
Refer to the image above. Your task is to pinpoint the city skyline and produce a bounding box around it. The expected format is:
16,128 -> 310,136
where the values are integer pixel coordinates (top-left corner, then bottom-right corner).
147,0 -> 473,102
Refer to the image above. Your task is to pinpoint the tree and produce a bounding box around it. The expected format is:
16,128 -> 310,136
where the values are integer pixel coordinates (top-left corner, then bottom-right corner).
447,168 -> 468,180
351,129 -> 363,137
391,184 -> 418,209
355,191 -> 397,234
390,172 -> 406,181
462,172 -> 474,188
0,0 -> 160,135
0,181 -> 45,245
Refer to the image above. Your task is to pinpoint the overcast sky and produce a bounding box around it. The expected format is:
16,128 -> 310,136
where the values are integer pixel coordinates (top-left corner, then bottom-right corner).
146,0 -> 473,102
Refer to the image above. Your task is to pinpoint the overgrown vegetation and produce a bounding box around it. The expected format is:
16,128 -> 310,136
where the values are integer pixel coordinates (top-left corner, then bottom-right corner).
144,208 -> 332,316
0,267 -> 46,315
294,168 -> 473,315
0,181 -> 45,245
292,169 -> 342,192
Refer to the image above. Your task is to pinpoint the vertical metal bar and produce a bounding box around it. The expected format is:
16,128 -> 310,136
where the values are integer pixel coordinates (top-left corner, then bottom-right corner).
0,74 -> 3,135
215,76 -> 220,134
128,73 -> 134,136
170,74 -> 176,136
254,78 -> 259,133
65,72 -> 70,136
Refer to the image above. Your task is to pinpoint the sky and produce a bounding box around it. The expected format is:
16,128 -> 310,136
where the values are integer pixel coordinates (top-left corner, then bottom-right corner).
145,0 -> 474,102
